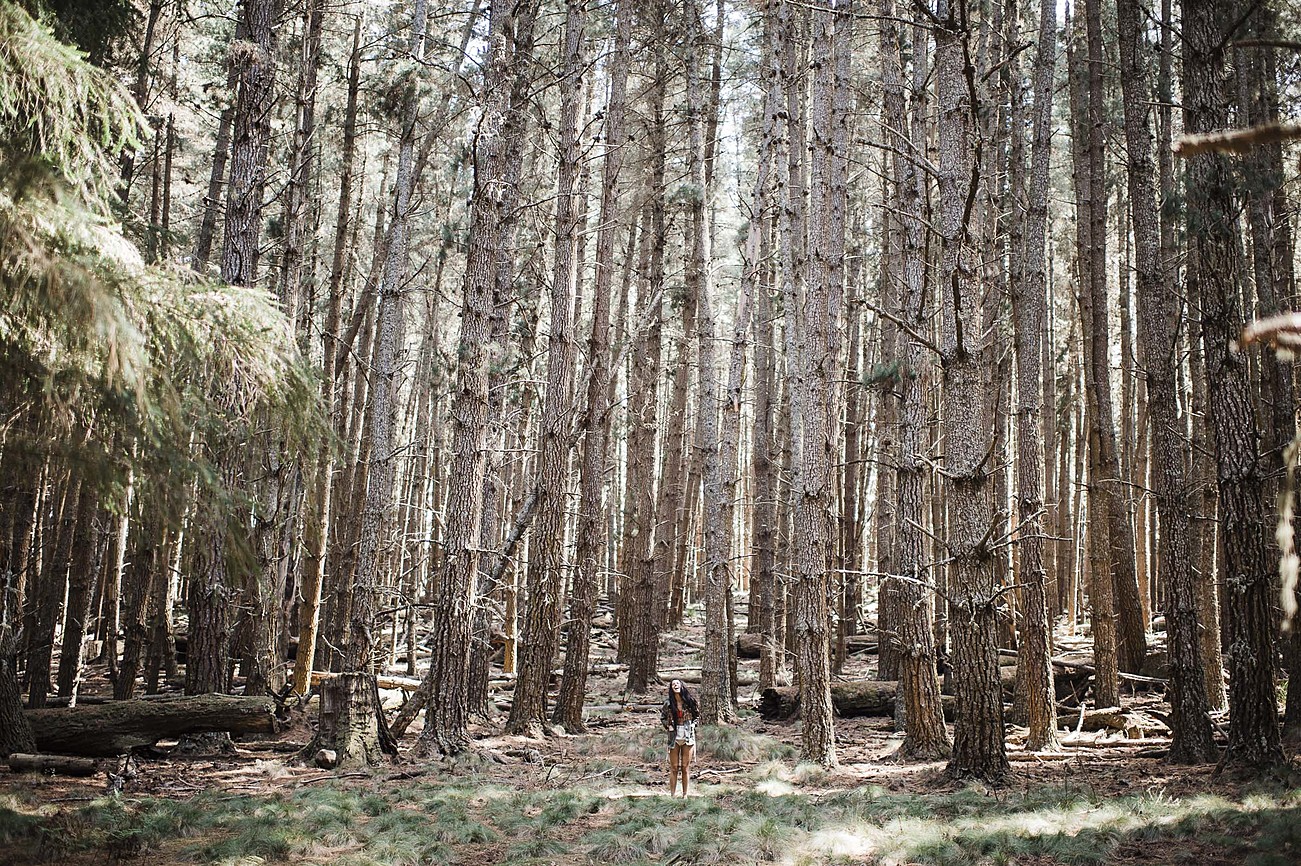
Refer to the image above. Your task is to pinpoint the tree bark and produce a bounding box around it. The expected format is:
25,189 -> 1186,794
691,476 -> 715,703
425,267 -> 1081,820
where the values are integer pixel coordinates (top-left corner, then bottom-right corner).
509,0 -> 585,735
1182,0 -> 1284,770
936,0 -> 1007,782
415,0 -> 538,757
1117,0 -> 1215,763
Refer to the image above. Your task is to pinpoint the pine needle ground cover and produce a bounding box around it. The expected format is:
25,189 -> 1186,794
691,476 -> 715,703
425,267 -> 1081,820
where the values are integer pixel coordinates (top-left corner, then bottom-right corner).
2,751 -> 1299,866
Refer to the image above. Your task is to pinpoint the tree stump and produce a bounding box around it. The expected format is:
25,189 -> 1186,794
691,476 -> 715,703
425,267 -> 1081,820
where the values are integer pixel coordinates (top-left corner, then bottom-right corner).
306,673 -> 397,768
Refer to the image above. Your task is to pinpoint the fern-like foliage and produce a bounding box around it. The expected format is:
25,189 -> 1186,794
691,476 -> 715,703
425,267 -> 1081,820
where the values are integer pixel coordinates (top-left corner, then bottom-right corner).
0,2 -> 320,505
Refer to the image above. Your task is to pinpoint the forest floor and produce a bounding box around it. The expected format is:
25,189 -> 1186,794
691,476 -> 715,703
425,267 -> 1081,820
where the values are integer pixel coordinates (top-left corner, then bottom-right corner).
3,606 -> 1301,866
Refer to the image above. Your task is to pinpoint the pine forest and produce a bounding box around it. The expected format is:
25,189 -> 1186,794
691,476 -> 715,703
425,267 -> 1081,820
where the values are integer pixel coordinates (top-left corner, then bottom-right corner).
4,0 -> 1301,862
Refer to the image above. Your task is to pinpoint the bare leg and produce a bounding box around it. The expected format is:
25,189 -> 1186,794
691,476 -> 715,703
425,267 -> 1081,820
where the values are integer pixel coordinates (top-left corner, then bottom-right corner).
668,746 -> 680,796
679,745 -> 693,797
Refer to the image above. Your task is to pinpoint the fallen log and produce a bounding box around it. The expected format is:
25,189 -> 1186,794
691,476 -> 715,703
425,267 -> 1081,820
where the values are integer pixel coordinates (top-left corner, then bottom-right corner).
24,694 -> 280,757
996,649 -> 1167,686
758,681 -> 954,722
8,753 -> 99,776
310,671 -> 421,693
660,671 -> 758,687
1056,706 -> 1162,737
736,633 -> 764,659
738,633 -> 870,659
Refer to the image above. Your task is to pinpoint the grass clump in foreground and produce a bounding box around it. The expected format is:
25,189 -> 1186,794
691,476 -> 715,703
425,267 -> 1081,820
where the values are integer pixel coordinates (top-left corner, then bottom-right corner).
3,774 -> 1301,864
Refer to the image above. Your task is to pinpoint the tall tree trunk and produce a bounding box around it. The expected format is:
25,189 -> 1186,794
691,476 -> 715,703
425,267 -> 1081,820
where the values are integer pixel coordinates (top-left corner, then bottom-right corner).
789,0 -> 841,767
687,0 -> 736,727
624,16 -> 668,694
509,0 -> 585,735
1066,10 -> 1120,708
1181,0 -> 1283,770
1082,0 -> 1147,676
750,0 -> 782,693
1117,0 -> 1215,762
1010,0 -> 1058,753
936,0 -> 1007,782
880,0 -> 949,760
415,0 -> 538,757
555,0 -> 630,731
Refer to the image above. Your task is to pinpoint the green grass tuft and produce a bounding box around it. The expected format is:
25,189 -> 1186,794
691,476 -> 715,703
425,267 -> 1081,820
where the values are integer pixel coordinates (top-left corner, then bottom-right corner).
694,725 -> 796,762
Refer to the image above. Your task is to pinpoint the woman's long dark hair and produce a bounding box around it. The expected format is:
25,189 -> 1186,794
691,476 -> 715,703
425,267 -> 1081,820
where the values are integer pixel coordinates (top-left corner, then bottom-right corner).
668,681 -> 699,718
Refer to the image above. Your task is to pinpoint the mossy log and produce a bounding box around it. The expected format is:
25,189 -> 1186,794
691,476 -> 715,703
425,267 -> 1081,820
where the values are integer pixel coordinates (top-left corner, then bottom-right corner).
758,681 -> 954,721
24,694 -> 280,757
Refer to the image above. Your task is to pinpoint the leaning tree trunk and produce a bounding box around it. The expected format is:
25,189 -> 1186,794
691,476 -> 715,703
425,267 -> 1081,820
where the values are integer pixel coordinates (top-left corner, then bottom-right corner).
310,0 -> 427,769
1117,0 -> 1215,763
1181,0 -> 1283,771
936,0 -> 1007,783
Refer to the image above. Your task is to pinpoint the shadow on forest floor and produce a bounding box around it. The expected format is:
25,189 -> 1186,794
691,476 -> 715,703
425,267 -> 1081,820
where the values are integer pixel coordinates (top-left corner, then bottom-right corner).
2,746 -> 1300,866
6,608 -> 1300,865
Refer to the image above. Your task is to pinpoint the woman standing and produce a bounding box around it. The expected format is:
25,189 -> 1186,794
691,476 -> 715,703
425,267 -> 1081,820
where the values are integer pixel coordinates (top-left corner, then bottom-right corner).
660,679 -> 699,797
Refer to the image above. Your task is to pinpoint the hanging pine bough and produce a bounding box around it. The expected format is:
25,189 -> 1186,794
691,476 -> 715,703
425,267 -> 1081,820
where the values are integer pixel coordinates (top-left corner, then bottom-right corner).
0,3 -> 318,733
0,3 -> 319,480
1240,313 -> 1301,631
